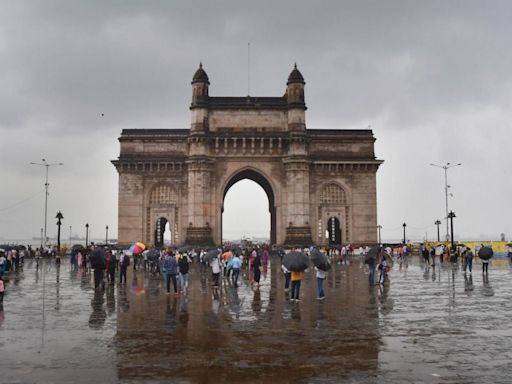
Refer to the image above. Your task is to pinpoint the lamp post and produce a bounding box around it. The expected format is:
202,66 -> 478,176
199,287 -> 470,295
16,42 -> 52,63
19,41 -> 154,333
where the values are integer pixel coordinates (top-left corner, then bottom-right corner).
402,222 -> 407,244
30,159 -> 63,246
430,162 -> 461,241
56,211 -> 63,252
105,225 -> 109,245
69,225 -> 72,245
85,223 -> 89,247
448,211 -> 456,250
40,227 -> 44,249
434,219 -> 441,242
377,225 -> 382,244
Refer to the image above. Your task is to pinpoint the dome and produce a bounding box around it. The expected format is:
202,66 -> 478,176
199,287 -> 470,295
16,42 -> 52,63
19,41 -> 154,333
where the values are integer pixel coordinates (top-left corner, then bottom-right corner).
192,62 -> 209,83
287,63 -> 305,85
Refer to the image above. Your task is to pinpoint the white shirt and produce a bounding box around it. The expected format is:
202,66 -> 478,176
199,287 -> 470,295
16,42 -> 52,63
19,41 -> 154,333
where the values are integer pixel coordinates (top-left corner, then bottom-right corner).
315,267 -> 326,279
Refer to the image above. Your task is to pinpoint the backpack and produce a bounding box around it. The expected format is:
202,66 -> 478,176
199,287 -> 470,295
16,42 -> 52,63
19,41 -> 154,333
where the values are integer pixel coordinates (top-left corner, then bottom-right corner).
122,255 -> 130,267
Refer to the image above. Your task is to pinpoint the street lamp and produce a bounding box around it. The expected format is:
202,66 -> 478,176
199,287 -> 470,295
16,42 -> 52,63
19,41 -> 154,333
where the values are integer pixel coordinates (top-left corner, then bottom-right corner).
377,225 -> 382,244
105,225 -> 109,245
30,159 -> 63,246
402,222 -> 407,244
430,162 -> 461,241
434,219 -> 441,242
448,211 -> 456,250
85,223 -> 89,247
56,211 -> 64,252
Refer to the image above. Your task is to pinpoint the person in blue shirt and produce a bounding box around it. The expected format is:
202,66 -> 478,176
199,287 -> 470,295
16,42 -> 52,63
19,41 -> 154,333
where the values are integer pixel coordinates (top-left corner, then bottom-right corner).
230,254 -> 242,287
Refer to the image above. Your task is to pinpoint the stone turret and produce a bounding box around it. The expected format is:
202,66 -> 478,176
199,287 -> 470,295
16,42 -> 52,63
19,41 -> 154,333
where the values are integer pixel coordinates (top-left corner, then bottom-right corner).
286,64 -> 306,132
190,63 -> 209,133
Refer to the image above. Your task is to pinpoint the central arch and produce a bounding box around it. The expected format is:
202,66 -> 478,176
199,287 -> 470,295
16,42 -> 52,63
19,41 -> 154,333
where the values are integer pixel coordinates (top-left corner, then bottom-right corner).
221,168 -> 276,245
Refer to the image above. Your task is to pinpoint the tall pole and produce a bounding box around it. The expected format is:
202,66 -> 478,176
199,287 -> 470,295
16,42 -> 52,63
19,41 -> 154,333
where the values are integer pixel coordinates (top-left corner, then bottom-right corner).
85,223 -> 89,247
448,211 -> 456,250
377,225 -> 382,244
40,227 -> 43,249
435,220 -> 441,242
69,225 -> 72,245
56,211 -> 63,252
402,222 -> 406,244
105,225 -> 109,245
30,159 -> 63,246
430,162 -> 461,241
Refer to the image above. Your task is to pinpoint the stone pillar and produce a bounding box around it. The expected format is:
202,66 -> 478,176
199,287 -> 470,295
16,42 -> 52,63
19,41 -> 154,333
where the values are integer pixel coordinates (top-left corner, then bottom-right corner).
117,172 -> 144,246
185,158 -> 214,245
283,157 -> 312,246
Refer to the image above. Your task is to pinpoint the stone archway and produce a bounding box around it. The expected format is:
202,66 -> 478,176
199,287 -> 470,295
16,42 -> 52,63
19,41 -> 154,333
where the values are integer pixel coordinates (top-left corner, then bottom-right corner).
221,168 -> 276,245
113,64 -> 383,247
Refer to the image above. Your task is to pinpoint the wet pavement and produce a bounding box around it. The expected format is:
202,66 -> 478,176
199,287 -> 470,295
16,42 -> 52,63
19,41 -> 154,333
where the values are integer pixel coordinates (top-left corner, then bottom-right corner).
1,256 -> 512,383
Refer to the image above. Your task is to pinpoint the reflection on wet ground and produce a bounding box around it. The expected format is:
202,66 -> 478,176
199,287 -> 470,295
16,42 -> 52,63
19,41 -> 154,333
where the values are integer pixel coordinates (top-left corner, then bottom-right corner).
1,256 -> 512,383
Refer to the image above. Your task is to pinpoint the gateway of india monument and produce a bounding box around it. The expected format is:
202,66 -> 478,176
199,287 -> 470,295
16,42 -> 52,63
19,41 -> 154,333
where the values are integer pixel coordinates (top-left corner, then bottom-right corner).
112,64 -> 383,247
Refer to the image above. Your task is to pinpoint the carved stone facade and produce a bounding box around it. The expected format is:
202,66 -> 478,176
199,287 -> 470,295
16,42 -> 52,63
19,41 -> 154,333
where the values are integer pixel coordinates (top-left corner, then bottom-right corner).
112,64 -> 383,247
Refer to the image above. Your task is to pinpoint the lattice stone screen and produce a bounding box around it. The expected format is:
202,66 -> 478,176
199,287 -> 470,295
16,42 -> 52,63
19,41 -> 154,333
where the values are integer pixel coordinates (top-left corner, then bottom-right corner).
149,184 -> 177,205
320,183 -> 346,205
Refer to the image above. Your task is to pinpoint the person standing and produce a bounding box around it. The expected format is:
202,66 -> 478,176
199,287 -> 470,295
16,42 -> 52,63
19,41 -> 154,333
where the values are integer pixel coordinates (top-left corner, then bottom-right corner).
463,247 -> 473,274
164,252 -> 179,295
119,252 -> 129,285
91,246 -> 106,290
178,253 -> 190,294
290,271 -> 303,302
231,253 -> 241,287
315,266 -> 327,300
252,252 -> 262,288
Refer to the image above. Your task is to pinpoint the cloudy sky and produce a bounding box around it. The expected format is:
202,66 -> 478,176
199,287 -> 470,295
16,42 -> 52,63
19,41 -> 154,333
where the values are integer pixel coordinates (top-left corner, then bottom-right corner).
0,1 -> 510,244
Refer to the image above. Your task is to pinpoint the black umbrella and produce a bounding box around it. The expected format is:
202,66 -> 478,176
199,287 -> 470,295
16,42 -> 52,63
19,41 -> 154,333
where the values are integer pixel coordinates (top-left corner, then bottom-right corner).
90,247 -> 106,269
282,251 -> 310,272
310,249 -> 331,271
204,249 -> 220,262
147,248 -> 160,261
72,244 -> 85,252
365,245 -> 381,263
478,246 -> 493,260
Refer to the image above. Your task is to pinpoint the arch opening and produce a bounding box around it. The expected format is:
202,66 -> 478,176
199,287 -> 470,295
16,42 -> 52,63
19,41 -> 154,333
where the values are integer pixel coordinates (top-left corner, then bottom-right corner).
222,169 -> 276,245
155,217 -> 172,247
327,216 -> 342,246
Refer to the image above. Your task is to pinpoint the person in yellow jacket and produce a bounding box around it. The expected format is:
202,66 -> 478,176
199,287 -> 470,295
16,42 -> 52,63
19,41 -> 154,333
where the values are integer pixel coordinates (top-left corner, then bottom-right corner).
290,271 -> 303,302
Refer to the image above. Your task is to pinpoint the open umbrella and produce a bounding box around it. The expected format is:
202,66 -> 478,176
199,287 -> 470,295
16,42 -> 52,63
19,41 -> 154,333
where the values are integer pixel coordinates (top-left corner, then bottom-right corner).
129,242 -> 146,254
310,249 -> 331,271
147,248 -> 160,262
282,251 -> 310,272
72,244 -> 85,252
478,246 -> 493,260
204,249 -> 220,262
365,245 -> 381,263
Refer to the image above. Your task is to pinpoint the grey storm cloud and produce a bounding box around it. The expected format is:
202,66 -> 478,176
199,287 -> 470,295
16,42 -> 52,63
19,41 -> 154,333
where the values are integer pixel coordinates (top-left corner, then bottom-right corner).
0,0 -> 511,242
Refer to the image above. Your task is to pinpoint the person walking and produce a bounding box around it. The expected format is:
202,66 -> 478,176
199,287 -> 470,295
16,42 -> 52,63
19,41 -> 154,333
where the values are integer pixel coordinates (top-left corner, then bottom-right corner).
281,264 -> 291,292
164,252 -> 179,295
463,247 -> 473,274
315,266 -> 327,300
290,271 -> 303,302
0,275 -> 4,304
119,252 -> 130,285
178,253 -> 190,294
231,253 -> 241,287
108,252 -> 117,284
367,255 -> 376,286
210,255 -> 221,288
91,246 -> 106,291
